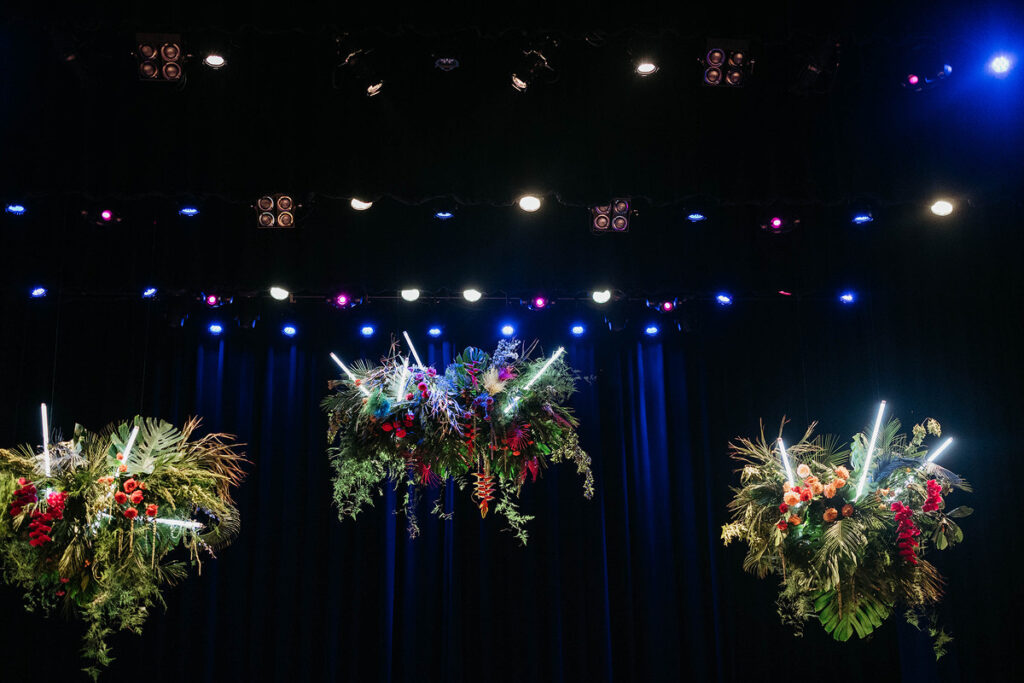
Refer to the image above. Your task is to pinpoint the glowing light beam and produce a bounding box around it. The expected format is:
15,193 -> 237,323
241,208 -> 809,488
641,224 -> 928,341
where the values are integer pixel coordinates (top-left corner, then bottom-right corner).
118,425 -> 140,476
505,347 -> 566,415
926,436 -> 954,463
395,356 -> 410,403
777,438 -> 795,486
41,404 -> 51,477
330,352 -> 370,395
402,331 -> 425,369
855,400 -> 887,501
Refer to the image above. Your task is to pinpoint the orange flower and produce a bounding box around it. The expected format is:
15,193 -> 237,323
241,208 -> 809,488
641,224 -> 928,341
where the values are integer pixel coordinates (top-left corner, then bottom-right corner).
783,491 -> 801,507
116,452 -> 124,461
833,477 -> 846,489
824,483 -> 836,498
823,507 -> 838,522
804,475 -> 820,486
118,464 -> 128,473
811,482 -> 824,496
788,515 -> 802,526
835,465 -> 850,480
782,481 -> 793,492
877,488 -> 891,498
796,464 -> 811,478
842,504 -> 854,518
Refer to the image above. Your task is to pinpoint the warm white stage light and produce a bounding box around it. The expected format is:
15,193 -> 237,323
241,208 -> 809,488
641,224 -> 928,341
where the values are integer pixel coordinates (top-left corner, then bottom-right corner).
350,198 -> 373,211
463,288 -> 482,302
204,54 -> 226,68
269,287 -> 289,301
400,289 -> 420,302
518,195 -> 541,212
930,200 -> 954,216
592,289 -> 612,304
636,62 -> 658,75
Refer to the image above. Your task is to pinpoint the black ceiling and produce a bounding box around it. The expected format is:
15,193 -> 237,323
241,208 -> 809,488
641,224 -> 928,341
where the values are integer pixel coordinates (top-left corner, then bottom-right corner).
3,1 -> 1023,209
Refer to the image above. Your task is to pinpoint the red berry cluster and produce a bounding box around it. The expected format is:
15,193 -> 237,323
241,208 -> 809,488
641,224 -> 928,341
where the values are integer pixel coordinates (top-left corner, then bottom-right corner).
9,477 -> 37,516
382,411 -> 415,439
922,479 -> 943,512
891,501 -> 921,565
28,491 -> 68,547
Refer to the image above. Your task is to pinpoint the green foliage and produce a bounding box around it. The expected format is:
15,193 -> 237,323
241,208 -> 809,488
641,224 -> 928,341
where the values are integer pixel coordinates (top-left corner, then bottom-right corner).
723,416 -> 969,658
324,339 -> 592,544
0,416 -> 246,677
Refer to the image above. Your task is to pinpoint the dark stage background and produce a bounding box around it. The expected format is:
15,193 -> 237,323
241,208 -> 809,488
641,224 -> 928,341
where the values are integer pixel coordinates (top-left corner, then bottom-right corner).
0,201 -> 1021,683
3,2 -> 1024,681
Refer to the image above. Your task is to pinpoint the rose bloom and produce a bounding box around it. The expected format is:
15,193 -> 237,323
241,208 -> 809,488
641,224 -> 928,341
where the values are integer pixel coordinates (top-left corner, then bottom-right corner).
835,466 -> 850,480
123,479 -> 138,493
779,503 -> 789,513
811,482 -> 824,495
123,507 -> 138,519
146,504 -> 158,517
824,483 -> 836,498
796,464 -> 811,478
783,491 -> 801,507
788,515 -> 802,526
842,504 -> 854,517
782,481 -> 793,492
804,475 -> 819,486
130,490 -> 144,505
823,507 -> 839,522
799,490 -> 812,502
833,478 -> 846,489
777,521 -> 788,530
114,491 -> 128,504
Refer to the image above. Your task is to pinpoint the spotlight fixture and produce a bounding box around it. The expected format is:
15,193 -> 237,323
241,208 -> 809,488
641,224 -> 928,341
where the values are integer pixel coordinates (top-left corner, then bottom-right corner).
5,203 -> 26,215
81,208 -> 122,226
591,198 -> 632,233
255,194 -> 296,228
851,212 -> 874,225
282,324 -> 297,337
527,295 -> 549,310
360,325 -> 375,337
269,286 -> 290,301
644,324 -> 660,337
208,322 -> 224,335
463,288 -> 483,302
715,293 -> 733,306
434,210 -> 454,220
31,287 -> 47,298
142,287 -> 158,299
636,61 -> 658,76
427,326 -> 443,338
570,323 -> 585,337
839,291 -> 856,304
203,54 -> 226,69
434,57 -> 460,71
686,212 -> 707,223
647,298 -> 676,313
703,39 -> 752,87
135,33 -> 184,83
202,293 -> 229,308
518,195 -> 541,212
761,215 -> 800,234
510,46 -> 556,92
501,324 -> 516,337
591,289 -> 612,304
178,206 -> 200,217
988,54 -> 1013,77
930,199 -> 954,216
100,210 -> 114,222
331,292 -> 355,309
400,288 -> 420,302
350,198 -> 373,211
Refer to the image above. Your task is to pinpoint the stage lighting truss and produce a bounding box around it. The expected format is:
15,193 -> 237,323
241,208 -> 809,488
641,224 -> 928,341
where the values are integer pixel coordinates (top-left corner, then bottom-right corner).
591,198 -> 632,233
703,39 -> 752,87
255,194 -> 298,228
136,33 -> 185,83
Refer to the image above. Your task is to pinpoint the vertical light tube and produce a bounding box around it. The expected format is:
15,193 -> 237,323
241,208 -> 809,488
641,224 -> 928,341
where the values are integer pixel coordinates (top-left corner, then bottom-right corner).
41,403 -> 51,477
855,400 -> 887,500
330,353 -> 370,396
402,331 -> 425,369
777,438 -> 795,486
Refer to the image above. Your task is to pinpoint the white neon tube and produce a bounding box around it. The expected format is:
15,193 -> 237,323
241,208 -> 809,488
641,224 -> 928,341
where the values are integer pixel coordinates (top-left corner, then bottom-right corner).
778,438 -> 795,486
395,356 -> 410,403
402,331 -> 424,369
926,437 -> 953,463
41,403 -> 51,477
330,352 -> 370,396
855,400 -> 887,501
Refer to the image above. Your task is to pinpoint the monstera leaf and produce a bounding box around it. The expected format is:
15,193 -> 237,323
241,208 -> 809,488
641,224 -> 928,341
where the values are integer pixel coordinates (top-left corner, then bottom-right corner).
108,418 -> 182,475
813,587 -> 892,641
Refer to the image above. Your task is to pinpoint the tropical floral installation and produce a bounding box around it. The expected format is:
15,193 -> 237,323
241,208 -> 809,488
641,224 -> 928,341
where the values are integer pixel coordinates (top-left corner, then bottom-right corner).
721,403 -> 971,658
0,413 -> 246,679
323,336 -> 593,544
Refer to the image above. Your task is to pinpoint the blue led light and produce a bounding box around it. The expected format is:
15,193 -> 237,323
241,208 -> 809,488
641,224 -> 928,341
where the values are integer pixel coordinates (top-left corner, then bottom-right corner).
644,324 -> 660,336
687,212 -> 706,222
6,204 -> 26,215
570,324 -> 585,336
282,324 -> 297,337
30,287 -> 47,298
852,213 -> 873,225
427,326 -> 442,337
178,206 -> 200,217
142,287 -> 158,298
839,291 -> 856,304
360,325 -> 375,337
435,211 -> 454,220
716,293 -> 733,306
989,54 -> 1013,76
208,323 -> 224,335
501,324 -> 515,337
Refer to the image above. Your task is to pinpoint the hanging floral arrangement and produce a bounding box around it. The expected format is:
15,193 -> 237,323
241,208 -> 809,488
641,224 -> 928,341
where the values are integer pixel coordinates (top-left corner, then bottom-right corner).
0,417 -> 246,679
322,338 -> 593,544
721,412 -> 971,658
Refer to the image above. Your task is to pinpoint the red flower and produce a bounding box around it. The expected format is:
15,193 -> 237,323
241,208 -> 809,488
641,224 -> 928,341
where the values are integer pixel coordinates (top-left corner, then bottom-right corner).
779,503 -> 789,513
799,490 -> 813,502
56,590 -> 66,597
382,423 -> 393,432
417,382 -> 428,392
395,429 -> 407,438
776,521 -> 788,530
130,490 -> 144,505
123,479 -> 138,493
114,491 -> 128,504
60,577 -> 69,583
146,504 -> 159,517
17,477 -> 27,486
123,507 -> 138,520
406,393 -> 414,401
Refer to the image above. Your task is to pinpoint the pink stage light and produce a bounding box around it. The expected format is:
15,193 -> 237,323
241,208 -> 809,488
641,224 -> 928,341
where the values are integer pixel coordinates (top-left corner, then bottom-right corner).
205,294 -> 220,307
334,293 -> 350,308
907,74 -> 919,85
770,217 -> 783,229
532,296 -> 547,309
661,301 -> 674,312
100,210 -> 113,222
